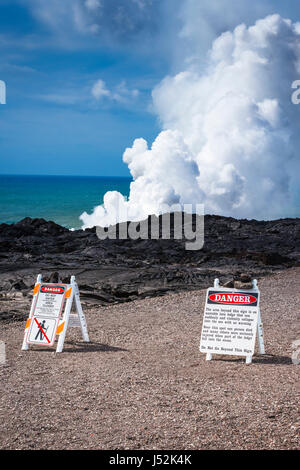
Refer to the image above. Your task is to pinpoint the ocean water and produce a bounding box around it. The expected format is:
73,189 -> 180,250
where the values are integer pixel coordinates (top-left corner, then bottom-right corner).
0,175 -> 132,229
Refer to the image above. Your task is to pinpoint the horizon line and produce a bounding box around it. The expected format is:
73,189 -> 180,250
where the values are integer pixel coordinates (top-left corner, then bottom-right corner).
0,173 -> 133,179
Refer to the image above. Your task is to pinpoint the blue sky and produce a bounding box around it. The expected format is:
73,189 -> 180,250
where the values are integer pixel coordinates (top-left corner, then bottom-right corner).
0,0 -> 299,176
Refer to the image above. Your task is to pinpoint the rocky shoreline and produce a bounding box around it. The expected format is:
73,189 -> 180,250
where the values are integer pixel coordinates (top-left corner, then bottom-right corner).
0,214 -> 299,320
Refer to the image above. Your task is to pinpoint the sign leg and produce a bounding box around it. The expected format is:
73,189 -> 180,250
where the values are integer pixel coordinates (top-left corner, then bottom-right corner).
22,335 -> 30,352
206,353 -> 212,361
56,288 -> 74,353
21,274 -> 42,351
74,283 -> 90,343
257,308 -> 265,355
246,355 -> 252,364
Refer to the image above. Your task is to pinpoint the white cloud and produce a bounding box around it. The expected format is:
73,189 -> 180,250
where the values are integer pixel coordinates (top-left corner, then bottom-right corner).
85,0 -> 101,11
113,80 -> 140,102
81,14 -> 300,227
91,78 -> 140,103
91,79 -> 110,99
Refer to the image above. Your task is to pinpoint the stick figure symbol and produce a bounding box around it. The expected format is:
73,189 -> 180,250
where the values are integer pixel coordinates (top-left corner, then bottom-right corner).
35,319 -> 48,341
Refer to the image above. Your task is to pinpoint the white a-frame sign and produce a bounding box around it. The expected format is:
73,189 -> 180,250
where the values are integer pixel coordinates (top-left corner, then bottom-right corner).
22,274 -> 89,353
199,278 -> 265,364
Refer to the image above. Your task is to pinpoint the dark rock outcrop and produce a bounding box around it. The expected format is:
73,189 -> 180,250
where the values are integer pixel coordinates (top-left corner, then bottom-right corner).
0,214 -> 299,309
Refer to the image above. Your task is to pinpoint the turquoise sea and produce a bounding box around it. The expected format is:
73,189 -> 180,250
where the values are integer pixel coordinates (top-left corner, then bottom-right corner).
0,175 -> 132,229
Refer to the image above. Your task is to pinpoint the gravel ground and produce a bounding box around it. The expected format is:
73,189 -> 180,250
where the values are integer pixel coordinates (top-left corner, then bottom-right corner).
0,268 -> 299,450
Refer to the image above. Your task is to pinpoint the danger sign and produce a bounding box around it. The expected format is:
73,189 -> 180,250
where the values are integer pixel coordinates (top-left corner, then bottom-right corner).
200,279 -> 265,364
208,292 -> 258,305
22,274 -> 90,353
40,285 -> 65,294
25,283 -> 67,346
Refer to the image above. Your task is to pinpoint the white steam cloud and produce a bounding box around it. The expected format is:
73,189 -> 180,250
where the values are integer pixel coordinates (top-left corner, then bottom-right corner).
80,14 -> 300,228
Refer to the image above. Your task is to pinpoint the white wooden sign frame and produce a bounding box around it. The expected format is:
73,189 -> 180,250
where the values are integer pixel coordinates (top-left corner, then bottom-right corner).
22,274 -> 89,353
200,278 -> 265,364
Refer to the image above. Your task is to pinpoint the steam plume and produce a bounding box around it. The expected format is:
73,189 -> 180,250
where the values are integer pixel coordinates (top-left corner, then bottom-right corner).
80,14 -> 300,228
